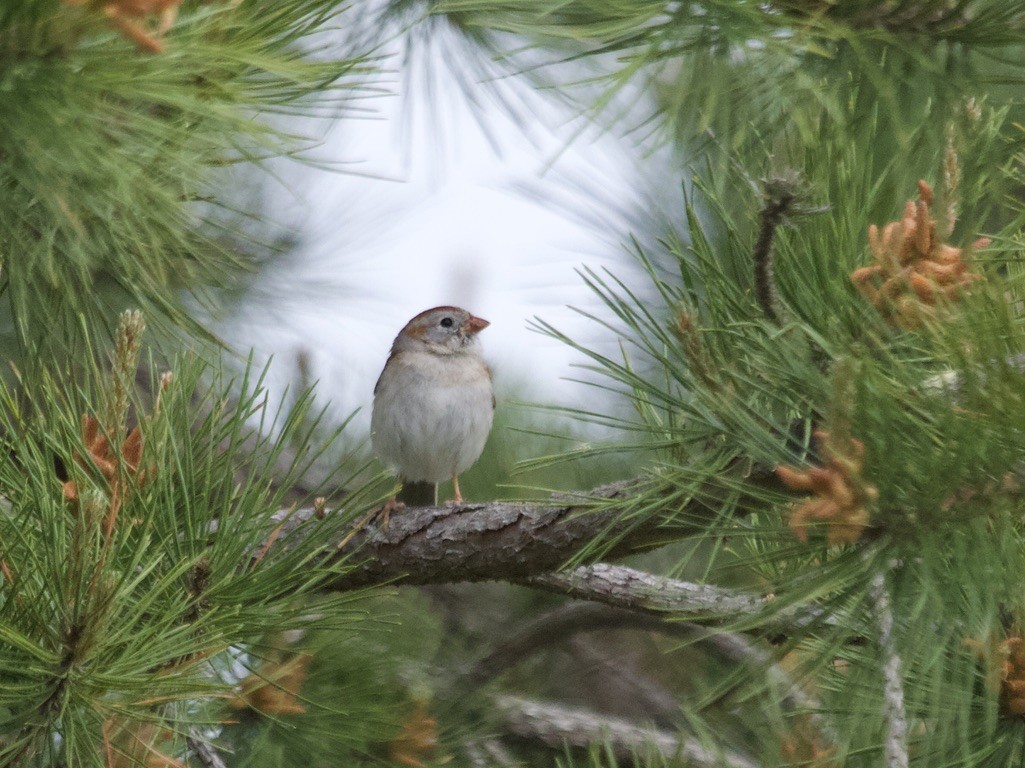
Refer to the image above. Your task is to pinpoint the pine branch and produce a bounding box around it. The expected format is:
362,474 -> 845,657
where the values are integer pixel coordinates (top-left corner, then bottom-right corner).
525,564 -> 780,623
769,1 -> 976,34
868,564 -> 909,768
493,695 -> 758,768
269,475 -> 784,591
455,598 -> 829,734
0,0 -> 377,355
186,729 -> 228,768
463,738 -> 519,768
455,600 -> 820,716
293,480 -> 662,589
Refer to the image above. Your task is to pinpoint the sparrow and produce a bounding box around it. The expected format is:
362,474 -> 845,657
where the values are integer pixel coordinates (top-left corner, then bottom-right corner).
371,306 -> 495,506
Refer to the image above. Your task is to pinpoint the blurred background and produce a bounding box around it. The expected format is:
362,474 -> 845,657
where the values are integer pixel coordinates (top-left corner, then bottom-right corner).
203,7 -> 682,495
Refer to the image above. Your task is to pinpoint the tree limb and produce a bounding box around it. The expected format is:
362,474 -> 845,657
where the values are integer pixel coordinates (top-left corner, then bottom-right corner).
494,695 -> 758,768
525,564 -> 767,618
525,563 -> 833,633
186,729 -> 228,768
272,476 -> 783,592
285,480 -> 670,590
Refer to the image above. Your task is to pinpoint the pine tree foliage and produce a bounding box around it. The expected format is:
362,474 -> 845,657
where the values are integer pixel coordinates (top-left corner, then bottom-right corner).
8,0 -> 1025,766
427,1 -> 1025,765
0,312 -> 386,765
437,0 -> 1025,159
544,158 -> 1025,763
0,0 -> 373,355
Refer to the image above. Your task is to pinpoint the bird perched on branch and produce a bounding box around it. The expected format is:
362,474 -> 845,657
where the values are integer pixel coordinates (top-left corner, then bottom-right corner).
372,306 -> 495,508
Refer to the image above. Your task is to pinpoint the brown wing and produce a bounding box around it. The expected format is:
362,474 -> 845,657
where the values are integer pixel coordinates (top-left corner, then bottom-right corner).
484,362 -> 496,409
374,349 -> 398,395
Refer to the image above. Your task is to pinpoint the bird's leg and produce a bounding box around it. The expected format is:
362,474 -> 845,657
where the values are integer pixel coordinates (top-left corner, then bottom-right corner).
378,497 -> 404,528
450,474 -> 463,504
337,497 -> 403,550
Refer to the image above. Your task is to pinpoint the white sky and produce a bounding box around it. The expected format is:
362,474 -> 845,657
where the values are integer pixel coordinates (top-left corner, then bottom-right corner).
214,22 -> 678,436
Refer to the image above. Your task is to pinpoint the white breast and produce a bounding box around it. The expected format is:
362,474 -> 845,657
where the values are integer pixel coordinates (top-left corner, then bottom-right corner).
371,349 -> 494,483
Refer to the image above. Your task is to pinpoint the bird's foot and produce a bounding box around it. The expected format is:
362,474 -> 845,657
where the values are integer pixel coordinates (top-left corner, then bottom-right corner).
377,497 -> 404,528
444,475 -> 465,507
337,498 -> 404,550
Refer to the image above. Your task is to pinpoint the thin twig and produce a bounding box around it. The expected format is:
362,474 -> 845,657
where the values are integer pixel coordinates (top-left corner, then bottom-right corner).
698,629 -> 837,744
869,564 -> 909,768
187,728 -> 228,768
463,738 -> 520,768
250,512 -> 291,568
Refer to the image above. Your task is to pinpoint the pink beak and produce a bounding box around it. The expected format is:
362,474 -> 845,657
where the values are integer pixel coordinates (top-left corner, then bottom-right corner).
463,314 -> 489,335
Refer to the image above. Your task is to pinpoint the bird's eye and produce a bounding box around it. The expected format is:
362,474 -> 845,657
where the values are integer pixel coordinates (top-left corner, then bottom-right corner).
440,317 -> 454,328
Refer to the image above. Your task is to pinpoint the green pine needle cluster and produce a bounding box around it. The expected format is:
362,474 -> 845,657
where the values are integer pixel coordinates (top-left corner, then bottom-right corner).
0,313 -> 380,766
0,0 -> 375,355
436,0 -> 1025,155
421,4 -> 1025,761
535,78 -> 1025,768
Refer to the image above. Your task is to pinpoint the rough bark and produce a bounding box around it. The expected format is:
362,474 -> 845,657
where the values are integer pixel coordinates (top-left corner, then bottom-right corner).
494,695 -> 758,768
526,563 -> 769,617
526,563 -> 832,632
275,480 -> 675,590
269,474 -> 782,592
